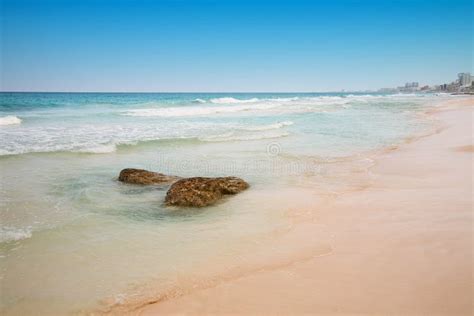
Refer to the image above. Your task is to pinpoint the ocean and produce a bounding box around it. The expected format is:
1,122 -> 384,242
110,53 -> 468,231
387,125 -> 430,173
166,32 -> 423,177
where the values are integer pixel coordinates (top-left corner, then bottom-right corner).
0,92 -> 455,314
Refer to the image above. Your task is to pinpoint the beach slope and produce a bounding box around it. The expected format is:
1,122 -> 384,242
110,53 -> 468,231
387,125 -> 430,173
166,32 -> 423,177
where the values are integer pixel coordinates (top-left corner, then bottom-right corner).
139,99 -> 473,315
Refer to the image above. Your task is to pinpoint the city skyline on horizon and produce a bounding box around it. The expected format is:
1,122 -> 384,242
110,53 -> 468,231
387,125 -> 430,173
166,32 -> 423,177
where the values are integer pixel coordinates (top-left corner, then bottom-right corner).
0,70 -> 471,94
1,0 -> 472,92
1,70 -> 470,93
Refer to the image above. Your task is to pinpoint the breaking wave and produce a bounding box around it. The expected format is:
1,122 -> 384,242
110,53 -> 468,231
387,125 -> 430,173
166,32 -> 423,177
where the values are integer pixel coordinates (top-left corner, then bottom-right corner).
0,119 -> 296,155
120,95 -> 356,118
0,93 -> 444,156
122,102 -> 281,117
0,115 -> 22,126
209,97 -> 260,104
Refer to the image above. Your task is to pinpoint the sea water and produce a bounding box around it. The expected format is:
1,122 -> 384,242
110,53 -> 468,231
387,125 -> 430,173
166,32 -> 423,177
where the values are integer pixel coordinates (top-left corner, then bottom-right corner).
0,92 -> 457,314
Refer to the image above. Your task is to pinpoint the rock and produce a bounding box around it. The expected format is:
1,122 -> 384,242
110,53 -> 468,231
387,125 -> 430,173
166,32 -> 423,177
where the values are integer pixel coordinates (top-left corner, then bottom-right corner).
118,168 -> 180,185
165,177 -> 249,207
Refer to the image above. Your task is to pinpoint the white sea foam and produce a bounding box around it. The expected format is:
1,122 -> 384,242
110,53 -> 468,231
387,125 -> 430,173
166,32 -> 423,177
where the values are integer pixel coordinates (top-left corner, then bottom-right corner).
0,120 -> 235,155
0,94 -> 449,156
0,115 -> 22,126
209,97 -> 259,104
122,102 -> 281,117
242,121 -> 294,131
193,98 -> 206,103
0,227 -> 32,243
121,96 -> 352,118
0,118 -> 296,155
200,130 -> 289,142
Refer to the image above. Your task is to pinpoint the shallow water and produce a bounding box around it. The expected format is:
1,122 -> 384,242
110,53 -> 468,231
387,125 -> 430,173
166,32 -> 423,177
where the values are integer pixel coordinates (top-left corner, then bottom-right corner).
0,92 -> 457,314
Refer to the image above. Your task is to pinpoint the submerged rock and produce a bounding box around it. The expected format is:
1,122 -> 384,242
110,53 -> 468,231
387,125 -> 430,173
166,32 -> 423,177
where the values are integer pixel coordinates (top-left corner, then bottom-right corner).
165,177 -> 249,207
118,168 -> 180,185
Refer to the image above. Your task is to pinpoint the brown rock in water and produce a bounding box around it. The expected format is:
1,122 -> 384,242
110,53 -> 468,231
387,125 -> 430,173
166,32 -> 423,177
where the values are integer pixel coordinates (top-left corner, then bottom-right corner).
165,177 -> 249,207
118,168 -> 180,185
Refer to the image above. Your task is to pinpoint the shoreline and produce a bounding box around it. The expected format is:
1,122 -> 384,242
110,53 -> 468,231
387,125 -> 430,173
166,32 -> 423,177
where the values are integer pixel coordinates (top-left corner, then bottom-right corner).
1,96 -> 471,315
122,98 -> 474,315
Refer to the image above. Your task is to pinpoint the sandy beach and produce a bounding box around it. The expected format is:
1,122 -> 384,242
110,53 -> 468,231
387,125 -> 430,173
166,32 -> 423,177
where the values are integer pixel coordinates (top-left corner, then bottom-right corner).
2,1 -> 473,314
5,93 -> 468,316
132,98 -> 473,315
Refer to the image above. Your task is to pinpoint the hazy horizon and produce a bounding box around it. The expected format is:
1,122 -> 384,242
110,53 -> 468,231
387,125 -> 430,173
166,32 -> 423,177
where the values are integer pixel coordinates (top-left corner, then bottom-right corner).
0,89 -> 452,93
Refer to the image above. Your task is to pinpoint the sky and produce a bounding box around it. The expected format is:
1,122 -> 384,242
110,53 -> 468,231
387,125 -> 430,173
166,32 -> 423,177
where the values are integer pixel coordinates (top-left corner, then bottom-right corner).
0,0 -> 472,92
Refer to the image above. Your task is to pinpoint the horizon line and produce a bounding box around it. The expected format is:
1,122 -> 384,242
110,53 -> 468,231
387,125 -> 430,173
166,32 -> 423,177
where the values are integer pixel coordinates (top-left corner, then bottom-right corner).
0,90 -> 388,94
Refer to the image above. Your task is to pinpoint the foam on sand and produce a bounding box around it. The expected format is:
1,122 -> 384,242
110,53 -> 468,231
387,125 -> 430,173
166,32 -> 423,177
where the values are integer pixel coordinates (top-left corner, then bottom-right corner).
0,226 -> 32,243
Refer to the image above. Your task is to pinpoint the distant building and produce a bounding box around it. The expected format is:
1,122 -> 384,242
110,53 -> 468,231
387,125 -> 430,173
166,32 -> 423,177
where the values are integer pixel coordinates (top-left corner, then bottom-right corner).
405,82 -> 419,88
382,72 -> 473,94
397,82 -> 419,92
458,73 -> 472,87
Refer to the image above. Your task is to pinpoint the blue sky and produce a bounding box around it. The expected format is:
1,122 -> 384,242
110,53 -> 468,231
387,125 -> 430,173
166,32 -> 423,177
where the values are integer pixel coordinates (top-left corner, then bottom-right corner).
1,0 -> 472,92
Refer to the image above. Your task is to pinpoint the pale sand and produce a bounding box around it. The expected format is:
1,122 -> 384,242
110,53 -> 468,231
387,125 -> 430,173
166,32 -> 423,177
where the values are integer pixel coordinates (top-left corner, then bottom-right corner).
137,99 -> 473,315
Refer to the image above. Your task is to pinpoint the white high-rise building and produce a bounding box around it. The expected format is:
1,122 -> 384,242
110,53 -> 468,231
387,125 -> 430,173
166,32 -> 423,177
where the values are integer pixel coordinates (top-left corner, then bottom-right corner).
458,73 -> 472,86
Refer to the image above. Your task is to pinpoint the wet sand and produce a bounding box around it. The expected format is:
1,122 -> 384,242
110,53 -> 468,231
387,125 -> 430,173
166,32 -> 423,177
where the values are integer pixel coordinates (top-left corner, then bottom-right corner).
137,98 -> 473,315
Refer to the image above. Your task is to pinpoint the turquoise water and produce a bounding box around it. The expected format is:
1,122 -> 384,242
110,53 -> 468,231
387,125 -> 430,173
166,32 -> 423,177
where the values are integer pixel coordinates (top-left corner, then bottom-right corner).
0,92 -> 451,314
0,92 -> 435,155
